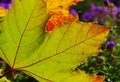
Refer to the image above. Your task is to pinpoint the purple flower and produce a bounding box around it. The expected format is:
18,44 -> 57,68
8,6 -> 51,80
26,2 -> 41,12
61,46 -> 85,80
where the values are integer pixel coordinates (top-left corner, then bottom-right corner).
0,0 -> 12,9
0,0 -> 12,17
106,41 -> 115,47
82,12 -> 95,21
90,4 -> 103,13
112,6 -> 119,16
104,7 -> 110,14
70,9 -> 77,16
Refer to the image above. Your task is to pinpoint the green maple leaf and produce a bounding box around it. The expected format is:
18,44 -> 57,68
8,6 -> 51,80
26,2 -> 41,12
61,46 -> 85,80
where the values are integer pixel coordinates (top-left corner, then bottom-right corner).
0,0 -> 109,82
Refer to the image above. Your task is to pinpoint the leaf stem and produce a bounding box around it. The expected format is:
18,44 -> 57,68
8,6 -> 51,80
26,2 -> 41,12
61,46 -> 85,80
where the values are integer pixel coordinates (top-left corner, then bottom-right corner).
0,69 -> 12,78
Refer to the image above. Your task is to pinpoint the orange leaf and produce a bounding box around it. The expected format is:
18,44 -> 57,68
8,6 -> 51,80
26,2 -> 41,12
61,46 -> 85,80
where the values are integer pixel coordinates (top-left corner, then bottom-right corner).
46,12 -> 78,31
92,76 -> 105,82
0,7 -> 8,17
44,0 -> 83,14
45,0 -> 82,31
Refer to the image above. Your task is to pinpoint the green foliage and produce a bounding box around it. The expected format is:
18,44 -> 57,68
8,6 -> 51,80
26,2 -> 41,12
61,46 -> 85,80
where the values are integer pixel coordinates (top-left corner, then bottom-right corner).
79,51 -> 120,82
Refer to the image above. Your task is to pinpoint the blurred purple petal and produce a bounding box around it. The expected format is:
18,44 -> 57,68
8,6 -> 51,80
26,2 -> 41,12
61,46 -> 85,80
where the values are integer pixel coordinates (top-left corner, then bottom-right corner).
82,12 -> 95,21
90,4 -> 103,13
0,0 -> 12,9
112,6 -> 119,16
106,41 -> 115,47
0,0 -> 12,3
70,9 -> 77,16
104,7 -> 110,14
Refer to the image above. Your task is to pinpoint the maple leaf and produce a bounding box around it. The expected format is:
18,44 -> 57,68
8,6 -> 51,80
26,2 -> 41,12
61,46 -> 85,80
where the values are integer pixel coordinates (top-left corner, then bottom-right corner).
0,0 -> 109,82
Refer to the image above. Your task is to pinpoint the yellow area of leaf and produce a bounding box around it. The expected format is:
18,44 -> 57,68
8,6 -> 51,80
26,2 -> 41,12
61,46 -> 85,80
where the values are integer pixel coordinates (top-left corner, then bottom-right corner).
17,22 -> 109,82
0,7 -> 9,17
63,70 -> 105,82
44,0 -> 83,14
0,69 -> 11,82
